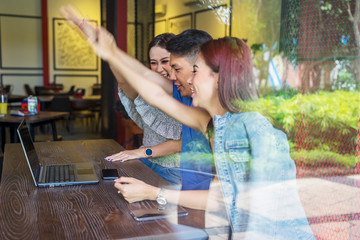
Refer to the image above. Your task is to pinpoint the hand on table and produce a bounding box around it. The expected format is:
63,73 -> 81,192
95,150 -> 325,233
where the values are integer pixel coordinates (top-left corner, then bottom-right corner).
105,148 -> 146,162
114,177 -> 159,203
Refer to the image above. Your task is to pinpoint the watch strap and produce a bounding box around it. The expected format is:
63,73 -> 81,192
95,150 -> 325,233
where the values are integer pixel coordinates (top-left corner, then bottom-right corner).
156,188 -> 167,206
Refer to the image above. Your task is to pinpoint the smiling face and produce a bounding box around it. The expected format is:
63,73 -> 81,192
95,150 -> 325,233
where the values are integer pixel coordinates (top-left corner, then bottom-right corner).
168,55 -> 194,97
189,53 -> 219,109
149,46 -> 171,78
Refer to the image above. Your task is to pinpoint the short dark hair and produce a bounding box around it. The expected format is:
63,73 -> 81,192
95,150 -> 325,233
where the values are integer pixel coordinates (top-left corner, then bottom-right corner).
166,29 -> 212,63
147,33 -> 175,65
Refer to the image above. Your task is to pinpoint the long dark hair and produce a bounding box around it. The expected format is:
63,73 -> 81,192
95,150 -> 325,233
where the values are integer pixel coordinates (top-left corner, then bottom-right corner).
147,33 -> 175,65
200,37 -> 257,113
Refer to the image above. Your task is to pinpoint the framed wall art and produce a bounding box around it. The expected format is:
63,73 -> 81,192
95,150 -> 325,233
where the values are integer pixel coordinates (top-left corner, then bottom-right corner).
168,13 -> 192,35
53,18 -> 98,71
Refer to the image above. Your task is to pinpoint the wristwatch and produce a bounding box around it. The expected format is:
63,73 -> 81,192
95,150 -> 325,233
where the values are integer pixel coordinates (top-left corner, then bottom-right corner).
156,188 -> 167,206
145,148 -> 153,157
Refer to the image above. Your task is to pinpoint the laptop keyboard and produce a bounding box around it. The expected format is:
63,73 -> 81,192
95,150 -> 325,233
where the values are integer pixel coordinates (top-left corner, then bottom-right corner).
45,165 -> 76,183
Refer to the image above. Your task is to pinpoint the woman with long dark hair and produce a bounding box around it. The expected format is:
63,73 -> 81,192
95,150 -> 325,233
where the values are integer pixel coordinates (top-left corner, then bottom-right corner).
105,33 -> 184,186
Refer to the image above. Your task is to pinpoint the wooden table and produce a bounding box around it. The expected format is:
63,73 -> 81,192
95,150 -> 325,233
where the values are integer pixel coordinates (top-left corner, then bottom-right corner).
0,111 -> 69,151
0,139 -> 211,239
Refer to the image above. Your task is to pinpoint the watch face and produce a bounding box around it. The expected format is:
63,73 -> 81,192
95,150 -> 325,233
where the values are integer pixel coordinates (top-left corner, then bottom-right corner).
157,197 -> 167,205
145,148 -> 152,156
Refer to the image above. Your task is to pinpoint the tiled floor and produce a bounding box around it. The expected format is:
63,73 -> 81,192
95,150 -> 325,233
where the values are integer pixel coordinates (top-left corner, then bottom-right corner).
298,175 -> 360,239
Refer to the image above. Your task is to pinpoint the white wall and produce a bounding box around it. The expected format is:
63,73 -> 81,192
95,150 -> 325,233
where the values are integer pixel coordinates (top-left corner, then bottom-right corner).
0,0 -> 43,96
0,0 -> 40,16
0,0 -> 101,96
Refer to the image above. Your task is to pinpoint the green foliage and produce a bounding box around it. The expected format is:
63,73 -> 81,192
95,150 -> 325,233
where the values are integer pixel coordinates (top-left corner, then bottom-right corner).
238,90 -> 359,133
236,90 -> 359,155
331,60 -> 359,91
290,149 -> 357,169
260,86 -> 299,99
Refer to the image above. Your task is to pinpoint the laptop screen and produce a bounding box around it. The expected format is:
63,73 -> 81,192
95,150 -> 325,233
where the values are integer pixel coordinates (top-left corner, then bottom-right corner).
17,119 -> 41,183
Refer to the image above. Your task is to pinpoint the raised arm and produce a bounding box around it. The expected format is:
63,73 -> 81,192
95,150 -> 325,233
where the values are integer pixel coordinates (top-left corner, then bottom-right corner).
60,6 -> 173,95
94,28 -> 210,133
60,6 -> 210,133
110,64 -> 137,100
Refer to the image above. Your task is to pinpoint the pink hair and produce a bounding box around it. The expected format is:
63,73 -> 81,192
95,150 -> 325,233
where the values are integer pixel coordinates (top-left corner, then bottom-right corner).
200,37 -> 257,112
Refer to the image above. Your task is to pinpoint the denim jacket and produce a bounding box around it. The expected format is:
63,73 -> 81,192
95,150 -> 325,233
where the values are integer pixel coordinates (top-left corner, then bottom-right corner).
213,112 -> 315,239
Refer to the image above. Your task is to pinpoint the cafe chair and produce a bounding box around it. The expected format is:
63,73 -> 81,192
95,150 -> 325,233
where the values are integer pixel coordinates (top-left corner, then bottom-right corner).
49,96 -> 72,132
24,84 -> 35,96
121,117 -> 143,149
35,86 -> 53,96
71,99 -> 96,131
3,85 -> 13,95
66,85 -> 75,96
92,83 -> 101,95
50,83 -> 64,91
88,100 -> 102,132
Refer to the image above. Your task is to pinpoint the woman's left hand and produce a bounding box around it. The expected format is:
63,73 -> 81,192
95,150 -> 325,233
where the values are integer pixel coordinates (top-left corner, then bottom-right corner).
105,149 -> 146,162
114,177 -> 159,203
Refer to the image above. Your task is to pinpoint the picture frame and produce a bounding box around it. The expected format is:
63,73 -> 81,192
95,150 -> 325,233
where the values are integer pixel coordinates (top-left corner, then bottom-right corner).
53,18 -> 98,71
168,13 -> 192,35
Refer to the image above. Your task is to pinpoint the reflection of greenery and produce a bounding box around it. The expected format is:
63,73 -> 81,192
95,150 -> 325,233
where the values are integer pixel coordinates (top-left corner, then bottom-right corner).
280,0 -> 360,94
232,0 -> 282,92
333,69 -> 358,91
234,90 -> 359,155
291,149 -> 356,169
331,60 -> 359,91
279,0 -> 299,65
236,90 -> 359,133
250,43 -> 263,54
260,86 -> 299,99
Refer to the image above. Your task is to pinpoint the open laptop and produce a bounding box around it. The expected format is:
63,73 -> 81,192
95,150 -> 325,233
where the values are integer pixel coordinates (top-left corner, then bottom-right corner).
17,119 -> 99,187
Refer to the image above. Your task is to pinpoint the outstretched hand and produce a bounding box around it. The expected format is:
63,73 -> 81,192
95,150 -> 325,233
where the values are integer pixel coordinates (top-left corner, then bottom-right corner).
59,5 -> 97,42
60,5 -> 117,61
105,149 -> 146,162
114,177 -> 159,203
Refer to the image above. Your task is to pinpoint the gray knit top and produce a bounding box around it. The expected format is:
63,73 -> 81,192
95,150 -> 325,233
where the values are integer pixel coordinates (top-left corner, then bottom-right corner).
118,87 -> 181,167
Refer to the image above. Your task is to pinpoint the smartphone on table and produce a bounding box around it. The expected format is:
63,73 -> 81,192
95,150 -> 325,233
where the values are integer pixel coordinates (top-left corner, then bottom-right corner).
102,169 -> 119,180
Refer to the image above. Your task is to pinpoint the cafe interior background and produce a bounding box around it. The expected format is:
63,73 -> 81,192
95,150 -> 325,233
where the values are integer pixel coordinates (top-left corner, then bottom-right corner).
0,0 -> 287,144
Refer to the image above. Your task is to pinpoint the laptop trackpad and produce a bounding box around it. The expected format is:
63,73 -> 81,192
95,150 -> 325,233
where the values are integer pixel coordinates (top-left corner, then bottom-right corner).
75,163 -> 98,181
